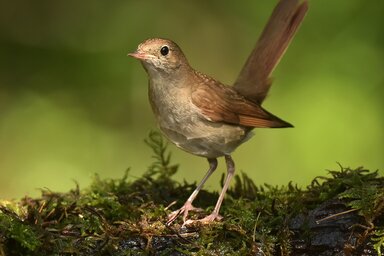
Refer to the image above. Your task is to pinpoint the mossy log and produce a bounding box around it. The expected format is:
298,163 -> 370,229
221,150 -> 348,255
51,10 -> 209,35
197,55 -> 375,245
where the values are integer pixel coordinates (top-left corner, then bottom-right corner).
1,133 -> 383,255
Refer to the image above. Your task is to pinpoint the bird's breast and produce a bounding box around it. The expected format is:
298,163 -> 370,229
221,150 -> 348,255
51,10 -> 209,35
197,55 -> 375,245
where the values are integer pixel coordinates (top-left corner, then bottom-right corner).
148,80 -> 197,128
148,79 -> 251,158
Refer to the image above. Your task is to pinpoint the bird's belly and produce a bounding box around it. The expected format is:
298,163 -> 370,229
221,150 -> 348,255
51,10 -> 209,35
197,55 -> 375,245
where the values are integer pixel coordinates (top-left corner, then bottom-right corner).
159,114 -> 252,158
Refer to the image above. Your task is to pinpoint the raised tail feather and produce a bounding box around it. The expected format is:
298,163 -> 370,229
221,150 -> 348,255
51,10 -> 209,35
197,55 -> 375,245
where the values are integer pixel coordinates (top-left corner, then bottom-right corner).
234,0 -> 308,104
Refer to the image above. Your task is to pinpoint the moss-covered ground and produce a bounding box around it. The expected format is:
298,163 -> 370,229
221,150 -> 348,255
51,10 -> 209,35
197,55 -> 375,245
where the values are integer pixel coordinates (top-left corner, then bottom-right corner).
1,132 -> 383,255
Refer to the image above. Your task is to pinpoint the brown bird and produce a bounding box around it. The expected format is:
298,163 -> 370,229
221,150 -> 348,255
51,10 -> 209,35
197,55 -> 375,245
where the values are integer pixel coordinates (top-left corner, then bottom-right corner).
128,0 -> 308,225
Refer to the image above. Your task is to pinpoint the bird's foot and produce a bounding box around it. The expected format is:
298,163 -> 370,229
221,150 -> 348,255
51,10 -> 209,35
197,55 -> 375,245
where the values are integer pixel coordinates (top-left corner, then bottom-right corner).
166,201 -> 203,226
184,212 -> 223,226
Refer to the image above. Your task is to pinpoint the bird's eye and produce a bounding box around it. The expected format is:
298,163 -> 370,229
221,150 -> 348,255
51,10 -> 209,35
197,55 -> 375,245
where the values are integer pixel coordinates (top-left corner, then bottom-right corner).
160,45 -> 169,56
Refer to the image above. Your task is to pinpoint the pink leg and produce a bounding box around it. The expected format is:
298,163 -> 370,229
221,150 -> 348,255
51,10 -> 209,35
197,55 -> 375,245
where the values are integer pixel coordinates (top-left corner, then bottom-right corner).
188,155 -> 235,224
167,158 -> 218,225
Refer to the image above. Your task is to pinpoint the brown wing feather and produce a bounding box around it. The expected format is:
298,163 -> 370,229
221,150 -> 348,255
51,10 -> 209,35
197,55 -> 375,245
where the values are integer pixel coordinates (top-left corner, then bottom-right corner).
191,76 -> 292,128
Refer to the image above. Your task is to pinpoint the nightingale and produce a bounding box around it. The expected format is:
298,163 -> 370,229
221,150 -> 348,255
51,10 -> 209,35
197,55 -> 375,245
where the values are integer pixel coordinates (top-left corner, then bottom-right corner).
128,0 -> 308,225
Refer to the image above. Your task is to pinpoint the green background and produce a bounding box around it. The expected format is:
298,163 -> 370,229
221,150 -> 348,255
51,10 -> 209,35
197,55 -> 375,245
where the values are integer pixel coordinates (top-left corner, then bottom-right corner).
0,0 -> 383,199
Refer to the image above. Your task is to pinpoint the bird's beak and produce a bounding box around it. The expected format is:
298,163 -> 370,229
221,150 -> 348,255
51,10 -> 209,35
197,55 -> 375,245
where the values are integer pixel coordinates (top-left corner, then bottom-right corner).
127,51 -> 152,60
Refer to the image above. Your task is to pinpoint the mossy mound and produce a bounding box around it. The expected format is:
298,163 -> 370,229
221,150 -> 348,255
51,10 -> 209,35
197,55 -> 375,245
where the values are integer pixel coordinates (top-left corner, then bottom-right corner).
1,132 -> 383,255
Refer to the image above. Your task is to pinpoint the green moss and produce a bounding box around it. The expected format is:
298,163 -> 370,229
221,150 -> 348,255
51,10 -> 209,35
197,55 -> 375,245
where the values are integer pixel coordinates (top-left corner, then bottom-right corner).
0,210 -> 41,252
0,132 -> 383,255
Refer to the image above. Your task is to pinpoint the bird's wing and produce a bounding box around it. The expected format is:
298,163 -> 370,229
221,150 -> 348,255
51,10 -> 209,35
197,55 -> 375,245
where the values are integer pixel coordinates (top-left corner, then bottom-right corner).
191,79 -> 292,128
233,0 -> 308,103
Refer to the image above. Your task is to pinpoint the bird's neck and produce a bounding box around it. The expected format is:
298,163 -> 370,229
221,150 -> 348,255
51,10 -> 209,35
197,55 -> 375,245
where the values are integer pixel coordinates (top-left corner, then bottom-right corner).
145,63 -> 194,90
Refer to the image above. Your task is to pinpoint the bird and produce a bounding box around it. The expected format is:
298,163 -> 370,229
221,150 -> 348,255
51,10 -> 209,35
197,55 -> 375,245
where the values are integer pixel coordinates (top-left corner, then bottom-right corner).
128,0 -> 308,225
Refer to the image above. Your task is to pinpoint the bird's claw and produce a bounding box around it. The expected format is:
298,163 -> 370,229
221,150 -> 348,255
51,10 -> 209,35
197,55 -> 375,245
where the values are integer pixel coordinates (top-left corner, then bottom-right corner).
166,201 -> 204,226
183,212 -> 223,226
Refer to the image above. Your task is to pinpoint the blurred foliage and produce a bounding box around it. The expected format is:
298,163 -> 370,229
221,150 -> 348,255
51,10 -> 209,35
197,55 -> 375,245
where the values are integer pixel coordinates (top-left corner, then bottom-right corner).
0,0 -> 383,198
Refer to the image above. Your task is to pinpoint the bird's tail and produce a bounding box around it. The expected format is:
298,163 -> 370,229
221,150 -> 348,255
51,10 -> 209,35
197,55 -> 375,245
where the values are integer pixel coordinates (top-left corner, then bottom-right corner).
234,0 -> 308,104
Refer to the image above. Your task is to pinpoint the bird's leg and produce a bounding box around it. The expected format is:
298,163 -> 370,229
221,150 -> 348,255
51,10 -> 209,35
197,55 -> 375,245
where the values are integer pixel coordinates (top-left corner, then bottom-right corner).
190,155 -> 235,224
167,158 -> 218,225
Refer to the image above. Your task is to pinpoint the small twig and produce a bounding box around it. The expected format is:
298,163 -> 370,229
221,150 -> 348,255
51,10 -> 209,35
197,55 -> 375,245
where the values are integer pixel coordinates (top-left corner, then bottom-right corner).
316,208 -> 359,224
164,200 -> 177,211
252,211 -> 261,242
164,224 -> 200,247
